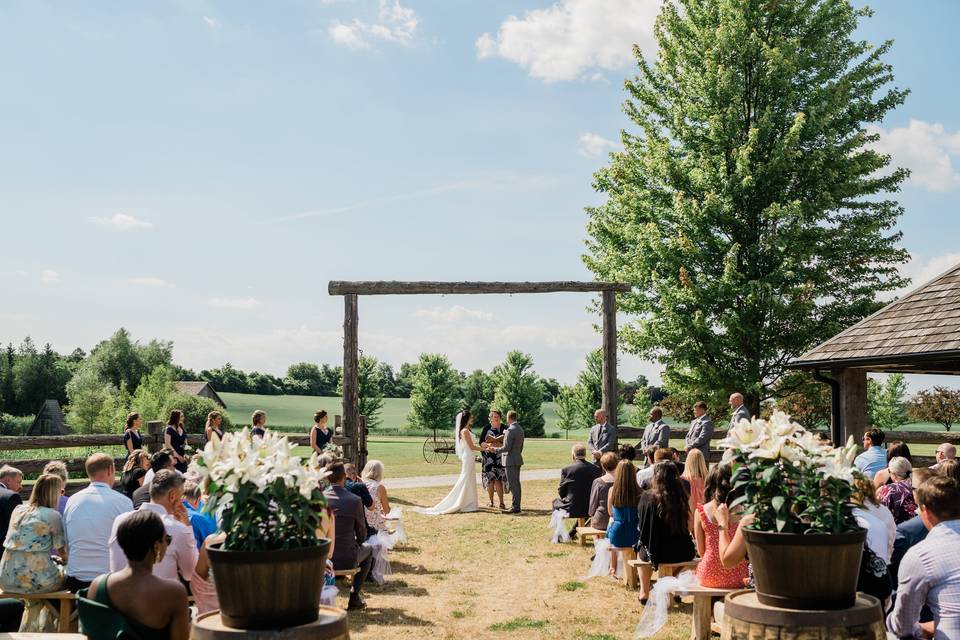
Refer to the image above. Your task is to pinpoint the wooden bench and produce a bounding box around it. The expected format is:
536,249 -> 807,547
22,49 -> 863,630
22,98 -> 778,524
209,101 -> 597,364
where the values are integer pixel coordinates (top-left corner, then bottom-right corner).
332,568 -> 360,586
682,586 -> 738,640
626,559 -> 701,592
576,527 -> 606,547
0,589 -> 76,633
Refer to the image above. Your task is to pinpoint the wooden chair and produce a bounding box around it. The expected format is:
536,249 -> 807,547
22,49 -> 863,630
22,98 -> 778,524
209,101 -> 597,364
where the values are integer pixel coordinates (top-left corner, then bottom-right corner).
682,585 -> 738,640
0,589 -> 76,633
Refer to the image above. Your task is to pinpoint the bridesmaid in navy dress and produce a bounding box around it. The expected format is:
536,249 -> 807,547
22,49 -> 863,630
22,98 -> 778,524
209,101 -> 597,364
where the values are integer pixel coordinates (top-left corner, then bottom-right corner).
164,410 -> 189,472
251,410 -> 267,438
310,410 -> 333,455
123,412 -> 143,453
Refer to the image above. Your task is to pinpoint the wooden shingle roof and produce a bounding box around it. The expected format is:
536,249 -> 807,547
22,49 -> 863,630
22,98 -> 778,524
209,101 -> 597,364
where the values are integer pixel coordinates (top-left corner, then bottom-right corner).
790,262 -> 960,372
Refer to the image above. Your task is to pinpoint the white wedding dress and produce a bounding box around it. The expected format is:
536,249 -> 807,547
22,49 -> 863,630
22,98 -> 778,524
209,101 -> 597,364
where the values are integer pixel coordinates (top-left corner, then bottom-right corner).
413,424 -> 478,515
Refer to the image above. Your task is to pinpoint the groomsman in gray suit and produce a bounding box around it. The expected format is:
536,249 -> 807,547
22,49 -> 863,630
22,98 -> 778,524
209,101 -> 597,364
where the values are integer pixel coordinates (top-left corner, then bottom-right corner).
684,401 -> 714,461
490,410 -> 525,514
587,409 -> 617,465
728,392 -> 751,428
639,406 -> 670,455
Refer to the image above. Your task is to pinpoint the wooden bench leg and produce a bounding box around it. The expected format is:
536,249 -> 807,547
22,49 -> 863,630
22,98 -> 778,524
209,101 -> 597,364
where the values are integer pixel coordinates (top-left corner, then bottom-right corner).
623,552 -> 639,590
59,598 -> 72,633
690,595 -> 712,640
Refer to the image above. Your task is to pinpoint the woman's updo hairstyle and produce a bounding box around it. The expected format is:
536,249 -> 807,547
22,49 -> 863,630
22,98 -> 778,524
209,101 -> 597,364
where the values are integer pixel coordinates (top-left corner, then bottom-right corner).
126,412 -> 140,429
314,410 -> 328,424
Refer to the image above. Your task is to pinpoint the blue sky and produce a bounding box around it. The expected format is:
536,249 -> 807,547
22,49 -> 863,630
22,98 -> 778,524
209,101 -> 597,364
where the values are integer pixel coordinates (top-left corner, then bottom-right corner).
1,0 -> 959,387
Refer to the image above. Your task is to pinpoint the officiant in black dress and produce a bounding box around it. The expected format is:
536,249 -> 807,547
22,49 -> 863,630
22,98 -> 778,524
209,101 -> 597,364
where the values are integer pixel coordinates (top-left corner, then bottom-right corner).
479,410 -> 508,509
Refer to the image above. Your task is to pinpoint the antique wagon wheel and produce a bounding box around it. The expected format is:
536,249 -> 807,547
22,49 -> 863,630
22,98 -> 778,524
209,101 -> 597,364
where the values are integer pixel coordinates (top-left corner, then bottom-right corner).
422,437 -> 443,464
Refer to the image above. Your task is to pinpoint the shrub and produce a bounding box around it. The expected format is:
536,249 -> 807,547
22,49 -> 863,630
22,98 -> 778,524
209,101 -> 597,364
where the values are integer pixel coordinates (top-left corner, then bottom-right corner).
161,393 -> 233,434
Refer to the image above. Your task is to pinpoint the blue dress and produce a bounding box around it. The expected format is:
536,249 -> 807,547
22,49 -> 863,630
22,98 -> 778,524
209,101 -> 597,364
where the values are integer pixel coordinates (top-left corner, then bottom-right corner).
606,505 -> 639,549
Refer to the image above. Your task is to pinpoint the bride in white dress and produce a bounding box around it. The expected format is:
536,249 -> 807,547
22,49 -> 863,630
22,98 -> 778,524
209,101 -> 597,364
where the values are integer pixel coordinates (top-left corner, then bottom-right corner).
413,410 -> 482,515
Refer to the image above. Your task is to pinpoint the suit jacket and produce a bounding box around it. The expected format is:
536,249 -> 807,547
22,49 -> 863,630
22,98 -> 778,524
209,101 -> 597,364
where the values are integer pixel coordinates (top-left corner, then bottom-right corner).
588,422 -> 617,457
891,515 -> 929,583
0,486 -> 22,558
554,459 -> 602,518
685,415 -> 714,460
640,420 -> 670,453
324,484 -> 366,570
495,422 -> 525,467
729,404 -> 751,429
131,482 -> 151,510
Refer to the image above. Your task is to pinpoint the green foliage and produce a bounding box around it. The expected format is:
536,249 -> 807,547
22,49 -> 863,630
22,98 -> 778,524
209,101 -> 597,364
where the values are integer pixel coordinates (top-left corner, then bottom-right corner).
408,354 -> 460,432
584,0 -> 910,414
575,350 -> 624,420
555,385 -> 590,438
908,386 -> 960,431
357,355 -> 385,429
771,372 -> 832,430
461,369 -> 495,431
488,617 -> 548,632
94,382 -> 132,434
868,374 -> 908,430
65,362 -> 116,434
161,392 -> 233,434
132,365 -> 176,423
492,351 -> 546,437
87,328 -> 172,393
558,581 -> 585,592
539,377 -> 561,402
9,339 -> 72,415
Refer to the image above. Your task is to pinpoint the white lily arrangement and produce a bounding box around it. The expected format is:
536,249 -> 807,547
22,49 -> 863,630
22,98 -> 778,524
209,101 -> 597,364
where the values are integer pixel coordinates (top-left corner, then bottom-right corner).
190,429 -> 330,551
721,411 -> 863,534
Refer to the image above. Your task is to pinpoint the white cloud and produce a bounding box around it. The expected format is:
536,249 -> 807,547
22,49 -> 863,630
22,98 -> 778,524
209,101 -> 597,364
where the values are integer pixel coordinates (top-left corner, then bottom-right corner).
476,0 -> 660,82
888,252 -> 960,300
577,132 -> 618,158
208,297 -> 263,310
329,0 -> 418,50
202,15 -> 220,28
14,270 -> 28,278
127,277 -> 172,288
41,269 -> 61,284
414,305 -> 495,322
867,120 -> 960,192
90,213 -> 154,230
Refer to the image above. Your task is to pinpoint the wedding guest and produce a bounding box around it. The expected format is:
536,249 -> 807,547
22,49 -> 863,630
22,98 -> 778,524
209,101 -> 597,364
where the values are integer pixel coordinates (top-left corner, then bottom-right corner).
122,413 -> 143,454
324,462 -> 373,610
89,509 -> 190,640
728,393 -> 750,428
133,450 -> 175,510
636,447 -> 658,486
877,456 -> 917,524
682,448 -> 708,531
479,411 -> 507,509
190,532 -> 225,615
182,480 -> 217,550
588,409 -> 617,465
617,443 -> 637,462
694,464 -> 748,589
588,452 -> 619,530
361,460 -> 392,535
851,477 -> 894,603
121,450 -> 150,500
553,443 -> 602,539
606,460 -> 640,579
887,476 -> 960,639
639,407 -> 669,455
939,459 -> 960,485
344,464 -> 374,538
310,410 -> 333,455
163,410 -> 189,473
854,428 -> 887,480
638,449 -> 689,491
636,462 -> 697,602
42,460 -> 69,514
251,410 -> 267,438
684,401 -> 714,461
204,411 -> 224,444
0,466 -> 23,559
110,470 -> 198,584
63,454 -> 132,592
873,441 -> 912,488
891,468 -> 937,584
0,474 -> 67,594
931,443 -> 957,470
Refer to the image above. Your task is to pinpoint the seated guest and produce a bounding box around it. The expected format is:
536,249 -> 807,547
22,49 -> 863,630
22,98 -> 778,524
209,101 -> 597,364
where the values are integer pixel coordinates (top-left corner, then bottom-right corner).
344,463 -> 374,538
682,448 -> 708,530
636,447 -> 658,486
190,533 -> 225,616
182,481 -> 217,550
553,443 -> 602,538
617,443 -> 637,462
695,464 -> 748,589
887,476 -> 960,639
361,460 -> 392,534
324,463 -> 373,611
639,449 -> 690,492
851,477 -> 894,604
588,452 -> 619,530
931,443 -> 956,471
891,468 -> 937,583
637,462 -> 697,602
110,470 -> 198,584
939,459 -> 960,485
0,466 -> 23,559
64,454 -> 133,592
877,456 -> 917,524
121,450 -> 150,500
42,460 -> 69,514
606,460 -> 640,579
88,509 -> 189,640
134,450 -> 176,509
854,428 -> 887,480
873,441 -> 912,488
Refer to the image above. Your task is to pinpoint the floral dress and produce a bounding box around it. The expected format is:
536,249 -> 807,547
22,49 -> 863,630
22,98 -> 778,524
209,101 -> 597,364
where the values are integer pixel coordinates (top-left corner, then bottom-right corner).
0,505 -> 65,593
479,425 -> 507,490
876,479 -> 917,524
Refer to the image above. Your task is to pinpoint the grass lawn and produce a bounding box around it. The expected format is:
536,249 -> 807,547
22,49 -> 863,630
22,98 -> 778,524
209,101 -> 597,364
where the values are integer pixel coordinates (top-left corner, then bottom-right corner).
340,479 -> 691,640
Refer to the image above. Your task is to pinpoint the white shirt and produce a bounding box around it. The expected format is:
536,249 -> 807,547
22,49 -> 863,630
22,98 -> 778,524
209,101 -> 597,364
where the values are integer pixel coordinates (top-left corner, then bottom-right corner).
109,502 -> 198,582
636,466 -> 655,487
143,469 -> 154,487
63,481 -> 133,582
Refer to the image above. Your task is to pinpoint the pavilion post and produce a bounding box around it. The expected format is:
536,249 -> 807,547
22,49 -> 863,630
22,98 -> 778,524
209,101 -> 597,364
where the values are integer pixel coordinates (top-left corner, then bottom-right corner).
342,294 -> 359,465
837,367 -> 868,444
602,290 -> 619,441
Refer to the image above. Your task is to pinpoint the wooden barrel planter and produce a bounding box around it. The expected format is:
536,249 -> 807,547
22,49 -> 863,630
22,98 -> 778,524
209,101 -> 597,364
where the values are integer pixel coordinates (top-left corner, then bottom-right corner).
720,590 -> 886,640
192,606 -> 349,640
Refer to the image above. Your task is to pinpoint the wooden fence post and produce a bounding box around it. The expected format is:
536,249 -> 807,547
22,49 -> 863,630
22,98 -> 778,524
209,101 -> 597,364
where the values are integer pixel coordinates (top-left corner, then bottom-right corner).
358,415 -> 368,470
601,290 -> 619,446
147,421 -> 164,453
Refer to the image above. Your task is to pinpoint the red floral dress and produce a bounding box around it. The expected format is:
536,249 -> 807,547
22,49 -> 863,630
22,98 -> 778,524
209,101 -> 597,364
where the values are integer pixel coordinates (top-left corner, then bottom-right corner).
695,504 -> 750,589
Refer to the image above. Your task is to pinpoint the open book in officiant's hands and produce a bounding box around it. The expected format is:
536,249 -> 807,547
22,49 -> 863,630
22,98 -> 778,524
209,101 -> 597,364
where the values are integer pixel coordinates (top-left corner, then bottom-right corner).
484,434 -> 504,447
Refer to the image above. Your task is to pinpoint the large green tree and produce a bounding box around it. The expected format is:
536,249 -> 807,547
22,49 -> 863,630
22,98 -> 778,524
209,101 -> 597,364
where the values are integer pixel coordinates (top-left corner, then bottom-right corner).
461,369 -> 495,431
492,351 -> 546,437
584,0 -> 909,414
407,354 -> 460,432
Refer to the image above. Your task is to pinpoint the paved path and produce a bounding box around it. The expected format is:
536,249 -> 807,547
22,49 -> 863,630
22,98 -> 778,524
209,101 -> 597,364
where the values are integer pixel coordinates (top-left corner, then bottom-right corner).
384,467 -> 562,490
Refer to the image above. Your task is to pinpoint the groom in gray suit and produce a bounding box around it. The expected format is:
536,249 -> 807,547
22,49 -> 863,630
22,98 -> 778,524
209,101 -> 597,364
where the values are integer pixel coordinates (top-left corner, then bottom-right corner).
489,410 -> 525,514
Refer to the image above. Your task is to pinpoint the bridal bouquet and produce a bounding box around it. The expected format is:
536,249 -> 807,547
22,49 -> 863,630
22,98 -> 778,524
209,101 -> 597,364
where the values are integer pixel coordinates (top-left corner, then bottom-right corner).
720,411 -> 862,534
190,428 -> 329,551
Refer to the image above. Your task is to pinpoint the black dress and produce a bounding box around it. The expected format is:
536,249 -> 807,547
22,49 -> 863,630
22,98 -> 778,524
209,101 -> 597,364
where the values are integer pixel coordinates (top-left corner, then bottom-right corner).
251,426 -> 266,438
122,429 -> 143,451
312,425 -> 333,450
121,468 -> 146,498
479,425 -> 508,490
165,425 -> 188,472
636,491 -> 696,569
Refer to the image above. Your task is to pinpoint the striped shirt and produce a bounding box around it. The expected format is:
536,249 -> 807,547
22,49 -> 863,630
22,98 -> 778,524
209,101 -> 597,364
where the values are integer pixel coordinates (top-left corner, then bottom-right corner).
887,519 -> 960,639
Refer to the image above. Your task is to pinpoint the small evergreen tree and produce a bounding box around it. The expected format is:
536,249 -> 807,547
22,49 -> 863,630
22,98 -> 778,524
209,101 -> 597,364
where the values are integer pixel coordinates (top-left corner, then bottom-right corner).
66,362 -> 115,434
555,385 -> 589,440
868,374 -> 908,431
492,351 -> 546,437
407,354 -> 460,432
